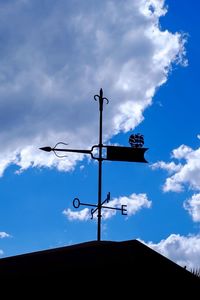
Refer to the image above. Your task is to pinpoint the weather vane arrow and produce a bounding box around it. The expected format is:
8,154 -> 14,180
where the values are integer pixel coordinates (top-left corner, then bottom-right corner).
39,144 -> 92,156
40,88 -> 148,241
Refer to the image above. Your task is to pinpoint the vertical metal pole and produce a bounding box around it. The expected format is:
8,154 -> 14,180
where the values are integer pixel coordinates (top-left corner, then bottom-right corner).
97,88 -> 103,241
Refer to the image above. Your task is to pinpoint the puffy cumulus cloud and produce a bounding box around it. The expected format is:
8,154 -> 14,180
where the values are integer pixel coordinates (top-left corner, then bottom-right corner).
150,161 -> 182,174
0,0 -> 186,176
0,232 -> 10,239
141,234 -> 200,269
63,208 -> 90,221
102,193 -> 152,219
140,0 -> 167,18
151,144 -> 200,193
151,142 -> 200,221
63,193 -> 151,221
172,144 -> 193,160
184,193 -> 200,222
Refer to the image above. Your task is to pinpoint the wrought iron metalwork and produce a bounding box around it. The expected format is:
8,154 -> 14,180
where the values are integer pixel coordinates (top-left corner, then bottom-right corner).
40,88 -> 148,241
129,133 -> 144,148
106,145 -> 148,163
72,192 -> 127,220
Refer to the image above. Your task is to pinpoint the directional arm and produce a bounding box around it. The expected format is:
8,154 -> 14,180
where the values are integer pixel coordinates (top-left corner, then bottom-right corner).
90,192 -> 110,217
40,146 -> 92,155
72,193 -> 127,220
40,145 -> 148,162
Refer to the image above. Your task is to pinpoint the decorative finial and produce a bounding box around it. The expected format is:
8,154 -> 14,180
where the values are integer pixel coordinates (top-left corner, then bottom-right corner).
129,133 -> 144,148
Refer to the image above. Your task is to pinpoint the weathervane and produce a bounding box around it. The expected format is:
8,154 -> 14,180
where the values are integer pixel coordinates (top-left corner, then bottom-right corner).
40,89 -> 148,241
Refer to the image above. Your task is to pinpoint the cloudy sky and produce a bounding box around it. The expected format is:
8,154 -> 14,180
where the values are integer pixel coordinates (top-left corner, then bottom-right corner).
0,0 -> 200,270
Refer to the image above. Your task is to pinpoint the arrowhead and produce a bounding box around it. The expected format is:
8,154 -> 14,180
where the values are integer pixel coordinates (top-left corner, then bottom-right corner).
39,146 -> 52,152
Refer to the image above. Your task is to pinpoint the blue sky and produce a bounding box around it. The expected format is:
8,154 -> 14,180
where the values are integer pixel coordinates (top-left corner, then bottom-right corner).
0,0 -> 200,269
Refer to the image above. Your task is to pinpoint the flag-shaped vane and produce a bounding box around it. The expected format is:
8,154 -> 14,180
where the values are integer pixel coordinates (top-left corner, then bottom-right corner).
106,146 -> 148,163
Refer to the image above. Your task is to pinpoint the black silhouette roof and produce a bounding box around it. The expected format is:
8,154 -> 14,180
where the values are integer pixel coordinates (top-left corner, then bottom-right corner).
0,239 -> 199,292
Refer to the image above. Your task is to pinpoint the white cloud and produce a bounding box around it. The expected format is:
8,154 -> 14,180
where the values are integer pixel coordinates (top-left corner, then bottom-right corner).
63,193 -> 151,221
0,232 -> 10,239
150,161 -> 182,174
184,193 -> 200,222
0,250 -> 4,256
102,193 -> 152,219
172,144 -> 193,159
0,0 -> 186,176
152,142 -> 200,220
140,0 -> 167,18
141,234 -> 200,269
163,177 -> 184,192
152,144 -> 200,193
197,134 -> 200,140
63,208 -> 90,221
